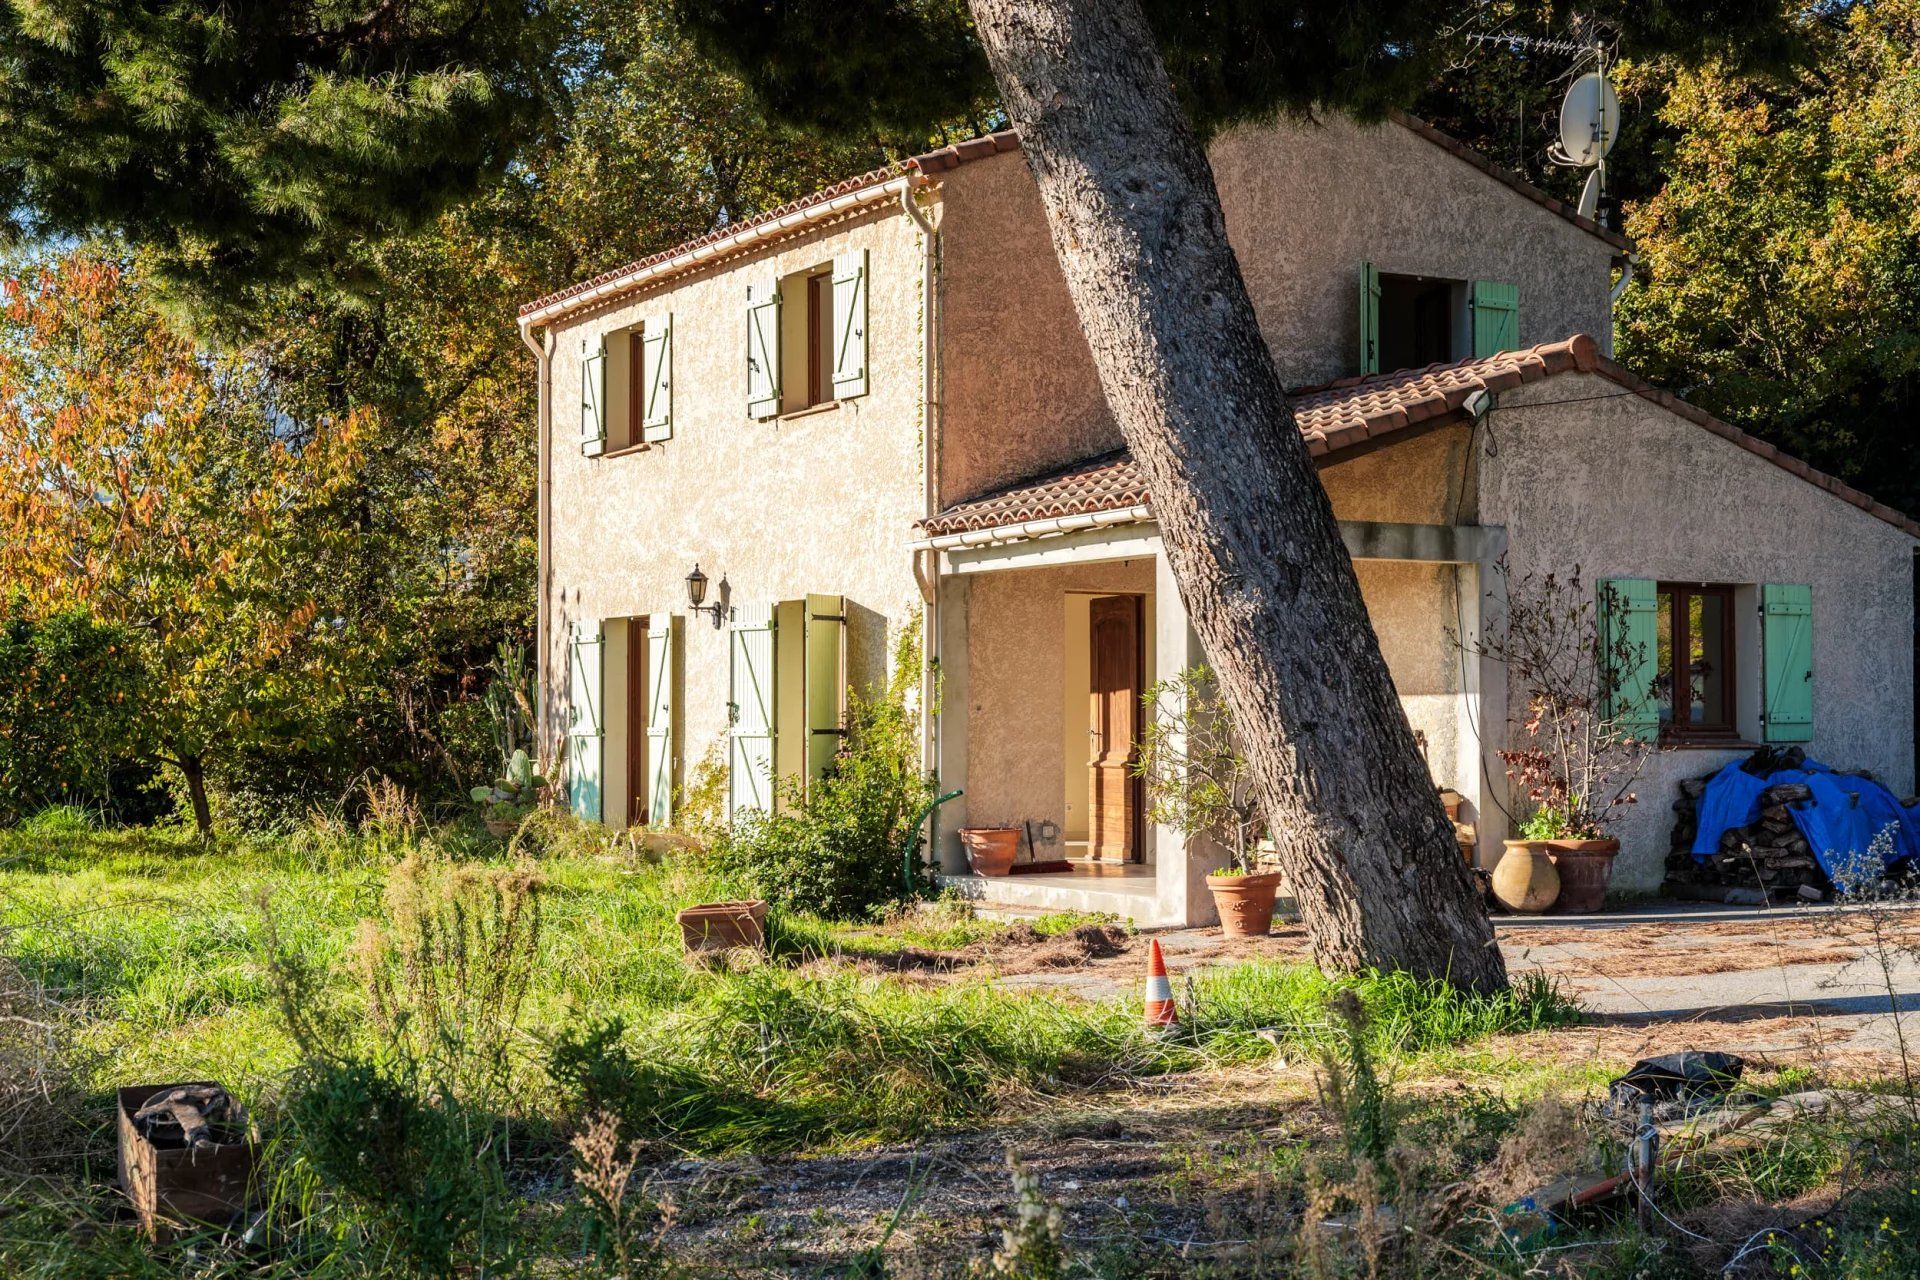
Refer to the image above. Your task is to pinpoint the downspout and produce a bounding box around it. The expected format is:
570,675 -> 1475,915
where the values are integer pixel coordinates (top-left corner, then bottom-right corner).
518,319 -> 553,760
1610,254 -> 1637,307
902,174 -> 945,839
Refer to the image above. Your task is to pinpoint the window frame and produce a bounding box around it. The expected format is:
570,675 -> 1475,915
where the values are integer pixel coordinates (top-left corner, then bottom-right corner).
1657,581 -> 1739,742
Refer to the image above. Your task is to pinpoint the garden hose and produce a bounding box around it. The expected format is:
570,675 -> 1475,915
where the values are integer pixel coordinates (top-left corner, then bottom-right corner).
903,790 -> 964,896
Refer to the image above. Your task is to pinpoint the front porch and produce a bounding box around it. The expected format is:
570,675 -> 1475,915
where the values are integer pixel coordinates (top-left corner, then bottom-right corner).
920,483 -> 1509,928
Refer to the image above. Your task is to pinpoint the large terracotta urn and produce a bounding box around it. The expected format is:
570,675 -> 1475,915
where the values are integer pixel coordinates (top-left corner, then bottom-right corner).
1546,838 -> 1620,913
1207,870 -> 1283,938
959,827 -> 1021,876
1491,840 -> 1560,913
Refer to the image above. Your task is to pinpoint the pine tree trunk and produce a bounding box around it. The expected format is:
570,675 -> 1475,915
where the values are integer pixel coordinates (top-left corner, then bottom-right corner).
965,0 -> 1506,990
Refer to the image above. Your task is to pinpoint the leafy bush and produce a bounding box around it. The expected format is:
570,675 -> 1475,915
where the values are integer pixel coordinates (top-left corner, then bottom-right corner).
0,607 -> 146,826
710,623 -> 935,919
284,1057 -> 513,1278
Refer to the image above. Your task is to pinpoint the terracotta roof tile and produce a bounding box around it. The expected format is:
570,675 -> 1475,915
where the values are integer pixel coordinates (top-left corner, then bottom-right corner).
918,335 -> 1920,541
520,114 -> 1627,321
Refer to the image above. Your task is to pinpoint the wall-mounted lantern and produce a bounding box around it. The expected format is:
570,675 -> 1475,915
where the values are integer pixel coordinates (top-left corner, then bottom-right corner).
687,563 -> 731,627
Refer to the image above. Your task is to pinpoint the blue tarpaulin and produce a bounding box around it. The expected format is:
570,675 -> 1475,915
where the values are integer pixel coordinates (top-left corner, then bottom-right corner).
1691,749 -> 1917,888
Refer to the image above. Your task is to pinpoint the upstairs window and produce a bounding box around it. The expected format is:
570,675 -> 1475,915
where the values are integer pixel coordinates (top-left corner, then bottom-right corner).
580,314 -> 672,455
1379,273 -> 1462,371
1656,583 -> 1737,739
1359,263 -> 1518,374
746,250 -> 868,418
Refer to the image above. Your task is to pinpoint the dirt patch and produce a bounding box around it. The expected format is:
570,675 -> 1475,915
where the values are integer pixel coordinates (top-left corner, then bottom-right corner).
1537,944 -> 1865,980
822,922 -> 1134,980
976,922 -> 1133,974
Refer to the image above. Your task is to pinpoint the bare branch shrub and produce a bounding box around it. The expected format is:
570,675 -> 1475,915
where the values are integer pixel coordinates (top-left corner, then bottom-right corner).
1457,559 -> 1659,838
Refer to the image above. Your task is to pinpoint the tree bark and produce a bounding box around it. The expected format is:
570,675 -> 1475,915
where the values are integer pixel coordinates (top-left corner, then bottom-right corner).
176,751 -> 213,838
965,0 -> 1506,990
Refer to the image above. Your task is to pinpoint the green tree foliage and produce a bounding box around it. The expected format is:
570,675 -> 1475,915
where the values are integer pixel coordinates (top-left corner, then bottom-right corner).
0,250 -> 368,833
0,1 -> 557,318
669,0 -> 1800,144
0,607 -> 144,825
1616,1 -> 1920,515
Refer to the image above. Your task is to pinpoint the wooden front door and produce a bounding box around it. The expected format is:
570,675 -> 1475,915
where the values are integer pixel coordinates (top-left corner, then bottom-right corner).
1087,595 -> 1143,862
627,617 -> 649,826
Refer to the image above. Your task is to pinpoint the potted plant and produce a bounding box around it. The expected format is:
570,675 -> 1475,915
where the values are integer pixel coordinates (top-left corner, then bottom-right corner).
1461,563 -> 1661,913
1134,666 -> 1280,937
471,748 -> 546,838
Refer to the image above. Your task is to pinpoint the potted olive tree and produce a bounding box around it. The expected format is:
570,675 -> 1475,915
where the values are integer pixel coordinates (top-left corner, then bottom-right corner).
1461,563 -> 1660,913
1134,666 -> 1280,936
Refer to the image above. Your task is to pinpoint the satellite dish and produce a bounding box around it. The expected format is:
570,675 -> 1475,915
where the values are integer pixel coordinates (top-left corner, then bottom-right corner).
1557,72 -> 1620,166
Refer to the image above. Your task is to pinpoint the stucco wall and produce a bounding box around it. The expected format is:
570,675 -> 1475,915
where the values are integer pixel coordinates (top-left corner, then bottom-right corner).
936,150 -> 1118,505
936,117 -> 1618,503
964,559 -> 1156,847
542,203 -> 931,820
1212,115 -> 1618,388
1354,560 -> 1467,798
1481,374 -> 1918,890
1320,425 -> 1476,524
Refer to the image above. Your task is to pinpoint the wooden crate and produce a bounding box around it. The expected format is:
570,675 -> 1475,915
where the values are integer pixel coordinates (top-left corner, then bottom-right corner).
116,1083 -> 258,1241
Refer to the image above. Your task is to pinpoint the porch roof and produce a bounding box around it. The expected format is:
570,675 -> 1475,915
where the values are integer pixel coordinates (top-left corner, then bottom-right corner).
917,334 -> 1920,542
920,335 -> 1599,539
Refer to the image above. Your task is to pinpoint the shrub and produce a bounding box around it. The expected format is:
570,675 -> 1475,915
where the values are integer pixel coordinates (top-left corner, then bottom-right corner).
0,607 -> 146,826
710,622 -> 935,919
284,1057 -> 513,1278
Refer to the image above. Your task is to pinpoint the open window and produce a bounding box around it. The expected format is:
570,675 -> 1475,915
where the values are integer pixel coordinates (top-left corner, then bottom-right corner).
727,595 -> 848,818
582,314 -> 672,454
1359,263 -> 1517,374
746,251 -> 867,418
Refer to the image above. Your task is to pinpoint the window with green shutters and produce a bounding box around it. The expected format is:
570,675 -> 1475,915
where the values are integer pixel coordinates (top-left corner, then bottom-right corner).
1597,578 -> 1659,740
746,277 -> 782,418
640,315 -> 673,443
644,615 -> 678,824
830,251 -> 868,400
568,622 -> 605,822
1761,583 -> 1814,742
580,337 -> 607,456
728,605 -> 777,816
1471,280 -> 1520,357
1358,261 -> 1381,375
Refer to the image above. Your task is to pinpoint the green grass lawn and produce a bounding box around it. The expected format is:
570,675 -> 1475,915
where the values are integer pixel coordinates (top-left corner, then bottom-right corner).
4,819 -> 1914,1279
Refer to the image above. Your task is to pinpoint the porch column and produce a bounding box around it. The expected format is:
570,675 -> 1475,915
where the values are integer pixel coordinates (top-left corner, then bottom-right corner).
933,575 -> 971,872
1470,552 -> 1511,860
1152,550 -> 1227,926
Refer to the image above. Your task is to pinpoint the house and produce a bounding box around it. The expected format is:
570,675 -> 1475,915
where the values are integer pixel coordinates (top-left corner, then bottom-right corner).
517,111 -> 1919,926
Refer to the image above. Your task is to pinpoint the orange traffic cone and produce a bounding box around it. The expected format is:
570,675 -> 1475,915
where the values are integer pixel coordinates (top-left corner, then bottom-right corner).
1143,938 -> 1178,1036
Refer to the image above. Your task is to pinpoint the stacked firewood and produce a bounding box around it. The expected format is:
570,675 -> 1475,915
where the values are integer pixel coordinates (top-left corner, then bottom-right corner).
1667,768 -> 1831,902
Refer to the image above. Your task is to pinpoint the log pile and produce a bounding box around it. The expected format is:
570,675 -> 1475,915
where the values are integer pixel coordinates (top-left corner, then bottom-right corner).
1665,745 -> 1850,904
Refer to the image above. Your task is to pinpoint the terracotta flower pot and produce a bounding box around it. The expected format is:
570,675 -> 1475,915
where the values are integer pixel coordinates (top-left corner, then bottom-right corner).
959,827 -> 1021,876
1491,840 -> 1560,914
676,899 -> 767,954
484,817 -> 517,839
1207,871 -> 1283,938
1546,838 -> 1619,914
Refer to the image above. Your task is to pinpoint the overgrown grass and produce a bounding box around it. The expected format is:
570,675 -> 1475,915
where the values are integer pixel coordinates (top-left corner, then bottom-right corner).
1,823 -> 1580,1157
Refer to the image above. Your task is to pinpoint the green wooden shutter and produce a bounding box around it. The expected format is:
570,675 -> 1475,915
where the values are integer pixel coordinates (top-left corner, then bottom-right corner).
1762,583 -> 1814,743
645,615 -> 678,824
1359,261 -> 1381,375
830,250 -> 869,400
804,593 -> 848,784
1598,578 -> 1659,740
568,622 -> 605,822
641,315 -> 673,443
1472,281 -> 1520,357
728,604 -> 777,817
580,337 -> 608,456
746,278 -> 782,418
